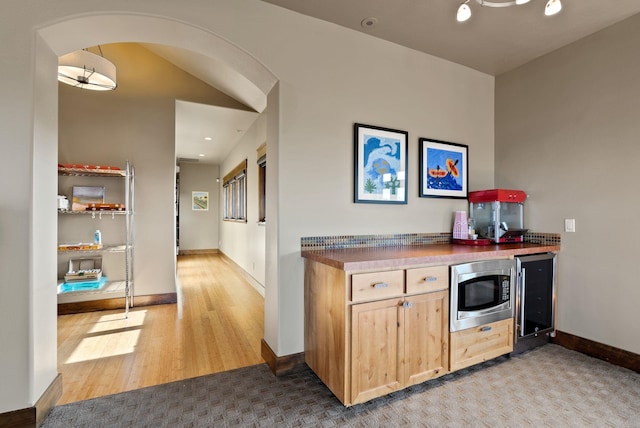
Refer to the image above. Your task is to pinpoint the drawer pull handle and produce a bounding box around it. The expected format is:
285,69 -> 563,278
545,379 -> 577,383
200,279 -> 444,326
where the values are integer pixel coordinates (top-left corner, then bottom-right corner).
481,326 -> 492,332
373,282 -> 389,289
424,276 -> 438,282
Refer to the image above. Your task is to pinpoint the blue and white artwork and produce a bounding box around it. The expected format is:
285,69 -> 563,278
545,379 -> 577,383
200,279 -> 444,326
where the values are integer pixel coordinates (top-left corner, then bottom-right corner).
355,124 -> 407,203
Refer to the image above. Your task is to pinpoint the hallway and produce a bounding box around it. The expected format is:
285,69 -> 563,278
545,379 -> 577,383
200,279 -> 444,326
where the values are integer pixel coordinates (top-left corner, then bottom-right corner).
56,253 -> 265,404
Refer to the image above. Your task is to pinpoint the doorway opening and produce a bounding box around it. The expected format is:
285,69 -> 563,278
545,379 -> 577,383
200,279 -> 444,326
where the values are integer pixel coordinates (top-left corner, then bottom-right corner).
42,14 -> 278,404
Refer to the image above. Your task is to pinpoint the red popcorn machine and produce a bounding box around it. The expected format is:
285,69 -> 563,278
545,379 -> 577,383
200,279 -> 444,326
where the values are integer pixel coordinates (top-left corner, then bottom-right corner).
468,189 -> 528,243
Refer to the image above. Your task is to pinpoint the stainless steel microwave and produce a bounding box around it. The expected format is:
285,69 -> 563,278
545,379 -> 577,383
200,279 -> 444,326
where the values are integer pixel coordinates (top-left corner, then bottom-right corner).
450,259 -> 516,332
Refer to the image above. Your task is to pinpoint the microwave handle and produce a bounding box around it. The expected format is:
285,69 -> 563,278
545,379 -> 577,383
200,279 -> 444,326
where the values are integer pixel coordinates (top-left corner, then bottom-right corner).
519,268 -> 526,337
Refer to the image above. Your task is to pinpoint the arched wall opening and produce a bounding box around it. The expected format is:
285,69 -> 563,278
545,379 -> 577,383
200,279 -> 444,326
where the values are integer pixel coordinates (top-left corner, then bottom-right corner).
34,12 -> 280,401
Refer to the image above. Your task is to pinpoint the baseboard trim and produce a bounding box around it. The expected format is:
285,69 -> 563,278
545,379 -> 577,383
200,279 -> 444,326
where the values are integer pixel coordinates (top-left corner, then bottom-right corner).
0,373 -> 62,428
35,373 -> 62,427
57,292 -> 177,315
0,407 -> 34,428
132,293 -> 178,307
218,252 -> 265,297
552,330 -> 640,373
178,249 -> 219,256
261,339 -> 305,376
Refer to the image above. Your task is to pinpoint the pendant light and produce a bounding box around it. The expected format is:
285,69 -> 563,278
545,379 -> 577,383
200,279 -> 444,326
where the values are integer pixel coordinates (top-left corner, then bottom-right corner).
58,47 -> 117,91
456,0 -> 562,23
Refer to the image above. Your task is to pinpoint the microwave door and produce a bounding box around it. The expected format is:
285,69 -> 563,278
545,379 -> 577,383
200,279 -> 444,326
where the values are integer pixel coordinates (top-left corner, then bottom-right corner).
463,282 -> 496,310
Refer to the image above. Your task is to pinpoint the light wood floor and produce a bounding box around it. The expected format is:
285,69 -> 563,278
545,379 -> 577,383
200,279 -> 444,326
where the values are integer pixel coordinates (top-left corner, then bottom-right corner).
56,253 -> 265,404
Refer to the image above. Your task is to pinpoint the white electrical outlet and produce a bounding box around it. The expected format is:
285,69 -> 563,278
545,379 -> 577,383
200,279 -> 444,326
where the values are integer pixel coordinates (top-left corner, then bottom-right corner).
564,218 -> 576,233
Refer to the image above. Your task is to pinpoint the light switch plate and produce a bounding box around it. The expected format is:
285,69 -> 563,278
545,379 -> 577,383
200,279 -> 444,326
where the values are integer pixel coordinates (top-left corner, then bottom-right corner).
564,218 -> 576,233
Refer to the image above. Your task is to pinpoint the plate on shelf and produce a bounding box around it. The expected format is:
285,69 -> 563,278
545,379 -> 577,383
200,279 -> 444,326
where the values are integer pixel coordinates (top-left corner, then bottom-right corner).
58,243 -> 103,251
58,164 -> 125,176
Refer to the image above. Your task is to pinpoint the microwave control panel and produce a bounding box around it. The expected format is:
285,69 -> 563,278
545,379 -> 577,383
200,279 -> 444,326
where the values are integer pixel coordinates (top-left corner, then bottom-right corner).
502,279 -> 510,302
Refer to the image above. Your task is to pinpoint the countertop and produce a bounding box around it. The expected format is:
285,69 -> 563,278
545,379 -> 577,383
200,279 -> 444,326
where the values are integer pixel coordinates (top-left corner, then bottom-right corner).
301,242 -> 560,272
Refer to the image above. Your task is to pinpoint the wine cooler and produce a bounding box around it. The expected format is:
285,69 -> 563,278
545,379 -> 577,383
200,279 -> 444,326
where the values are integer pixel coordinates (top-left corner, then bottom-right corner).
514,253 -> 556,354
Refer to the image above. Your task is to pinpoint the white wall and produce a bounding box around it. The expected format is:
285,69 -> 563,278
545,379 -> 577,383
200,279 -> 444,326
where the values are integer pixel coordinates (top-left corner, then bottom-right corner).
219,113 -> 267,288
58,43 -> 240,299
31,34 -> 61,413
264,13 -> 494,355
496,13 -> 640,354
0,14 -> 60,411
178,163 -> 220,251
59,85 -> 178,300
0,0 -> 494,413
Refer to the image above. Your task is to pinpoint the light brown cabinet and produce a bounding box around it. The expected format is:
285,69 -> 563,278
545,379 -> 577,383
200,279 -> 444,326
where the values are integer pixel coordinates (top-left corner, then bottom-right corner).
350,297 -> 403,404
303,243 -> 560,405
403,290 -> 449,386
449,318 -> 513,371
304,260 -> 449,406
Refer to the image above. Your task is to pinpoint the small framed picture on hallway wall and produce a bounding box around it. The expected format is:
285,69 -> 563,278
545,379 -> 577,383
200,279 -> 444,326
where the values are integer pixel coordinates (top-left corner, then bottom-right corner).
192,191 -> 209,210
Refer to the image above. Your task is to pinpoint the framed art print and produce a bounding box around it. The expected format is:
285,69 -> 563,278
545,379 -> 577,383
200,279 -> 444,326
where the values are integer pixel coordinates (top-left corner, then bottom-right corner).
354,123 -> 408,204
419,138 -> 468,199
192,191 -> 209,210
71,186 -> 105,211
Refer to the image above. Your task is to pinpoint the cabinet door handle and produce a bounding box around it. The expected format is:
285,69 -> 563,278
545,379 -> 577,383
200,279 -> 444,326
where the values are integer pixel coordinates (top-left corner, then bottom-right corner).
424,276 -> 438,282
481,326 -> 492,332
372,282 -> 389,289
402,301 -> 413,309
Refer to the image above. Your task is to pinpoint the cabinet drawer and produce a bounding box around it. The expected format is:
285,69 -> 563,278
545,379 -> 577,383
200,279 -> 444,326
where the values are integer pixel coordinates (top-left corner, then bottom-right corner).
351,270 -> 404,302
449,318 -> 513,371
406,265 -> 448,294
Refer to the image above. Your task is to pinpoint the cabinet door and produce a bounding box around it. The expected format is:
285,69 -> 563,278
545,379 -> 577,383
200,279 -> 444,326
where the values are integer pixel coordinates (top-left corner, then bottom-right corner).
351,298 -> 403,405
404,291 -> 449,386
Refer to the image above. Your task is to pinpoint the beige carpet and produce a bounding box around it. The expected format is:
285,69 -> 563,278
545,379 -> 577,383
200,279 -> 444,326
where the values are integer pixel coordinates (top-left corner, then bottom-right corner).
42,344 -> 640,427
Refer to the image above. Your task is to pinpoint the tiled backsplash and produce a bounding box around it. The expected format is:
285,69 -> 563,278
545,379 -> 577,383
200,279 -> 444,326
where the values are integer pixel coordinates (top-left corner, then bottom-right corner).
301,232 -> 560,251
523,232 -> 561,246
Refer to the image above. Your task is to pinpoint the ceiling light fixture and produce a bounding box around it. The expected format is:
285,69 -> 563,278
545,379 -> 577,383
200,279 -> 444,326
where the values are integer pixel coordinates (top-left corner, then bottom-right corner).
456,0 -> 562,22
457,2 -> 472,22
58,47 -> 116,91
360,17 -> 378,28
544,0 -> 562,16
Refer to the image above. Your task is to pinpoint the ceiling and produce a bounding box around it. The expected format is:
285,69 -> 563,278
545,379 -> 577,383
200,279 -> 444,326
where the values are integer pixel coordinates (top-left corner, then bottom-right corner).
175,100 -> 259,166
260,0 -> 640,75
157,0 -> 640,165
134,44 -> 263,167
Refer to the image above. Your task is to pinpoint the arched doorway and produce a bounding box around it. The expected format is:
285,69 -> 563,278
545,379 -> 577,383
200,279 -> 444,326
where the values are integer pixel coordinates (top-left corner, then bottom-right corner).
37,13 -> 279,402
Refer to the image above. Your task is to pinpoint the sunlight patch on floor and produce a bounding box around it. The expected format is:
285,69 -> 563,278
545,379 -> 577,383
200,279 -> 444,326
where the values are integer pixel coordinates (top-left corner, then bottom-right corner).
64,310 -> 147,363
88,309 -> 147,332
64,329 -> 142,363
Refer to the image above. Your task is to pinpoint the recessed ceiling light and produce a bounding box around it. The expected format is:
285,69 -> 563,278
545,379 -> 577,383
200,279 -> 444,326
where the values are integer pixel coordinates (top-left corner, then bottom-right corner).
199,153 -> 205,157
204,137 -> 212,141
361,17 -> 378,28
